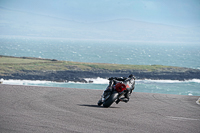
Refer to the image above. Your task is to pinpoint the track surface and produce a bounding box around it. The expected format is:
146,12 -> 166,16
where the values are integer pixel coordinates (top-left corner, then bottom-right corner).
0,84 -> 199,133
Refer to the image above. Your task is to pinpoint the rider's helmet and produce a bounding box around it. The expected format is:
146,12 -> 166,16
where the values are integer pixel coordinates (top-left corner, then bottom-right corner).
115,83 -> 126,92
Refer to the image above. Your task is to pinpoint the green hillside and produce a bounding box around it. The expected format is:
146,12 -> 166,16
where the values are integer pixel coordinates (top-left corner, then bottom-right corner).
0,56 -> 181,76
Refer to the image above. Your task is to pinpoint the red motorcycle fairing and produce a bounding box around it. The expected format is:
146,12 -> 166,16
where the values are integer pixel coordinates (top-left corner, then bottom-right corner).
114,83 -> 126,93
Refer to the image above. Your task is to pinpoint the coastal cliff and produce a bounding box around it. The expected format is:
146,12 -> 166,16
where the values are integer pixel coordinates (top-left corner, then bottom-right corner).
1,56 -> 200,82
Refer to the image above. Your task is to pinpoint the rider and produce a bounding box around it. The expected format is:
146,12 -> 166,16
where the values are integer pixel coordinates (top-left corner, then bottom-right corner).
103,74 -> 135,104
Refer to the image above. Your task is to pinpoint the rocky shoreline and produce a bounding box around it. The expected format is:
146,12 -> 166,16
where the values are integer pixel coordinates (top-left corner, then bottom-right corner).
1,68 -> 200,82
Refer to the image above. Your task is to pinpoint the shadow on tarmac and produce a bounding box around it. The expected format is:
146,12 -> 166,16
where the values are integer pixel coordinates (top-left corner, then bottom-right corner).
78,104 -> 120,108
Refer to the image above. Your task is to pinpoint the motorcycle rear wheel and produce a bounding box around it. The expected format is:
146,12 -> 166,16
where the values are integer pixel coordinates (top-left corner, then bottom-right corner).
103,92 -> 118,107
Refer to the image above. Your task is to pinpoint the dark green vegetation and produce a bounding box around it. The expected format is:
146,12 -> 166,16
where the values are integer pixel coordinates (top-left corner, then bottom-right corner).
1,55 -> 200,82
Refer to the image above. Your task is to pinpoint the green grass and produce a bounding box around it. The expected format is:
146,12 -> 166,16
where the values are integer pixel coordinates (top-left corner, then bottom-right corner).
0,56 -> 180,76
0,56 -> 52,64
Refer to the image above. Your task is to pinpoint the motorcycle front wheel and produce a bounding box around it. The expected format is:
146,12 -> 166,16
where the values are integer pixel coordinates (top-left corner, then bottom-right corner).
103,92 -> 118,107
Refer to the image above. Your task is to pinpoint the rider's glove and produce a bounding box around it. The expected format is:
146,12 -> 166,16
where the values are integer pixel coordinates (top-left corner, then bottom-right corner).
108,77 -> 114,80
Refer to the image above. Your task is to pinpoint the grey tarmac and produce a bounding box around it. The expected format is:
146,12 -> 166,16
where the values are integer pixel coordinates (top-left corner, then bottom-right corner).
0,84 -> 199,133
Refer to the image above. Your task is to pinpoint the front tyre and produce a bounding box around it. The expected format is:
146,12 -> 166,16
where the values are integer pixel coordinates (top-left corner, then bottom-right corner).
103,92 -> 118,107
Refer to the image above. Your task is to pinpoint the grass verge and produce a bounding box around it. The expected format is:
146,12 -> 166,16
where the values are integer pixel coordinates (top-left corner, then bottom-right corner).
0,56 -> 181,76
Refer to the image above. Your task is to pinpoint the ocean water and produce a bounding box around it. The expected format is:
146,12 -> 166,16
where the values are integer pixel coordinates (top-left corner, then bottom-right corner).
0,37 -> 200,96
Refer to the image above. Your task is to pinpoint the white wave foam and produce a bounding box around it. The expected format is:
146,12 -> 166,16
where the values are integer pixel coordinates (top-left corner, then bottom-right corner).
1,79 -> 53,85
84,77 -> 109,84
1,78 -> 200,86
84,78 -> 200,84
187,79 -> 200,83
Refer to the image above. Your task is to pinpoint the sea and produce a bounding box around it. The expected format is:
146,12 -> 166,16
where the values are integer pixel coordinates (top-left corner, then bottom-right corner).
1,36 -> 200,96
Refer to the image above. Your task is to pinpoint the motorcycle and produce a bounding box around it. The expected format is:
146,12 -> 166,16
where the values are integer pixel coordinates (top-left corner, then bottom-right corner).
97,74 -> 135,107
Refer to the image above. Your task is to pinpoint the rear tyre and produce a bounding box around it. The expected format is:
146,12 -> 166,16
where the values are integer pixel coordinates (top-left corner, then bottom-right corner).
103,92 -> 118,107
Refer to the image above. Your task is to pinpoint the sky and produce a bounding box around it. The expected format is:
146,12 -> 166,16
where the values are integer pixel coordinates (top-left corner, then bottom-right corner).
0,0 -> 200,42
1,0 -> 200,26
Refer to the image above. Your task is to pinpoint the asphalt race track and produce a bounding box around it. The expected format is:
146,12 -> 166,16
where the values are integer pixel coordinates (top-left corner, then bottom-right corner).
0,84 -> 199,133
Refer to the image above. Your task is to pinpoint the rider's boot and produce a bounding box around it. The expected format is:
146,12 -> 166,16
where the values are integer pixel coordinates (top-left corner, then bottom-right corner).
116,99 -> 120,104
120,97 -> 129,103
